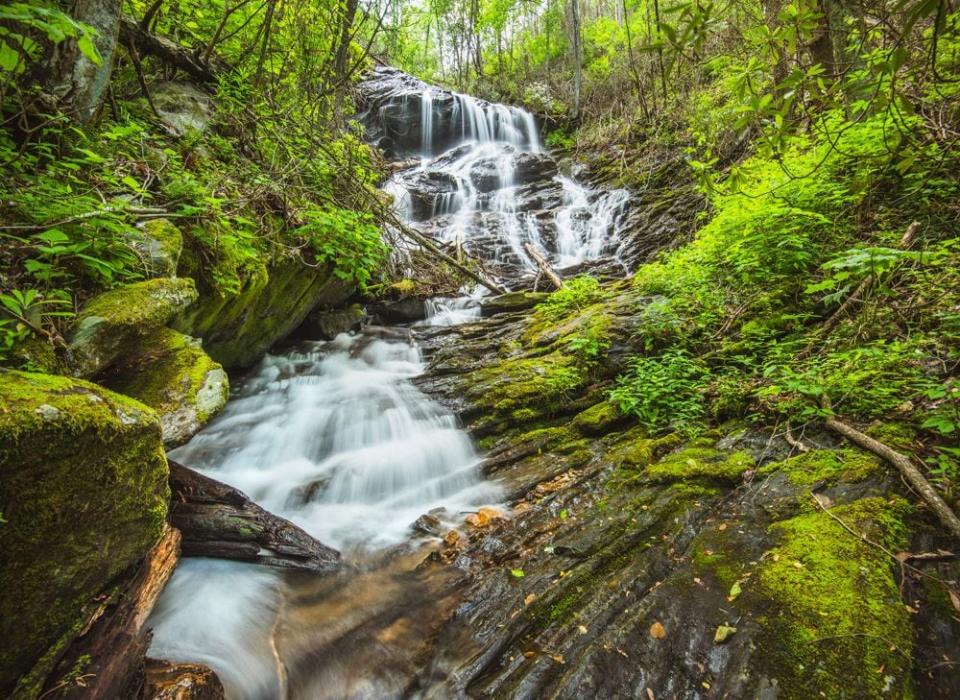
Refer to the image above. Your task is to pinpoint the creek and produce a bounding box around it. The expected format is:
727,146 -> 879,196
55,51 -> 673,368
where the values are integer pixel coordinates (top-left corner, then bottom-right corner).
148,67 -> 631,698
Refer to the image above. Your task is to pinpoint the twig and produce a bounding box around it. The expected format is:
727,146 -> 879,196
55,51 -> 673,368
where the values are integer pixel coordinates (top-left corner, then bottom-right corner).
784,421 -> 810,453
820,397 -> 960,541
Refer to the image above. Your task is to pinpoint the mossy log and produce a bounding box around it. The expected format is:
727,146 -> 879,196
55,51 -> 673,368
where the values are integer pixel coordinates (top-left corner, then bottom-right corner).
168,461 -> 340,571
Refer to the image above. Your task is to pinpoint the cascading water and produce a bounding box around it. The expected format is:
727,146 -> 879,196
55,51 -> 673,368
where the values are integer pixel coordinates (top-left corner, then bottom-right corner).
148,67 -> 632,699
365,65 -> 630,312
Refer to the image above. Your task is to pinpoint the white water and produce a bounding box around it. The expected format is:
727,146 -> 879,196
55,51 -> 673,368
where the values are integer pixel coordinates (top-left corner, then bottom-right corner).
149,333 -> 499,696
387,78 -> 628,283
149,76 -> 626,699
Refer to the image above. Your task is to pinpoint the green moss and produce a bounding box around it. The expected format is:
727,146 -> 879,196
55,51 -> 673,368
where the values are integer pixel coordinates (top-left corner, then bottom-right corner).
645,445 -> 755,483
67,278 -> 199,377
864,422 -> 919,452
607,431 -> 681,469
127,218 -> 183,277
78,277 -> 197,329
465,350 -> 586,419
572,401 -> 624,436
756,497 -> 914,698
759,448 -> 882,486
5,335 -> 65,374
103,327 -> 229,446
0,370 -> 169,694
174,254 -> 353,369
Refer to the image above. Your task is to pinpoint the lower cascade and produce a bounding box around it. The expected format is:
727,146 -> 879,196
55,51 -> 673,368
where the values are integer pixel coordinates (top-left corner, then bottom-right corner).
147,68 -> 628,697
149,331 -> 499,696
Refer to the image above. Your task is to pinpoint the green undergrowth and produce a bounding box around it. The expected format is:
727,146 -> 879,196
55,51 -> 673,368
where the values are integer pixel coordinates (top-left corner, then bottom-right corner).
603,111 -> 960,499
1,57 -> 387,367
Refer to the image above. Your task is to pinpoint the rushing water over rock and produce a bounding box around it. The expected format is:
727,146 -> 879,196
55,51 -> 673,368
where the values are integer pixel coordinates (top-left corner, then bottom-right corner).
361,66 -> 631,285
149,68 -> 632,698
149,332 -> 499,695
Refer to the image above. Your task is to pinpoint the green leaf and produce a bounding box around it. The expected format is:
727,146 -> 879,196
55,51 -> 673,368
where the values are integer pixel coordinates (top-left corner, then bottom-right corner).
76,31 -> 100,65
510,568 -> 525,578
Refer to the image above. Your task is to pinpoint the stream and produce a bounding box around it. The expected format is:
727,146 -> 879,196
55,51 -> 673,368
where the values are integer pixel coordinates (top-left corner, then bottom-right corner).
148,67 -> 631,698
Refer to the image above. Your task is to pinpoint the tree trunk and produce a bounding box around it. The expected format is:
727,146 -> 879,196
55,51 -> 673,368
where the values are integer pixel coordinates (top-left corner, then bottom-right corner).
334,0 -> 360,80
569,0 -> 582,120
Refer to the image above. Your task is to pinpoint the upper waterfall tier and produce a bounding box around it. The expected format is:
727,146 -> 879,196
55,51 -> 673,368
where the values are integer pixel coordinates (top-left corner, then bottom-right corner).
359,67 -> 540,158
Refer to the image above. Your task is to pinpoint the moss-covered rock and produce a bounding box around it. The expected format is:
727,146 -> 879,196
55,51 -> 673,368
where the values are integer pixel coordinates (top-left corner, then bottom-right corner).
480,291 -> 550,317
0,370 -> 169,696
759,448 -> 882,487
174,255 -> 352,369
102,327 -> 229,447
463,350 -> 585,427
124,218 -> 183,278
756,497 -> 914,698
571,400 -> 628,436
67,278 -> 198,377
645,444 -> 755,483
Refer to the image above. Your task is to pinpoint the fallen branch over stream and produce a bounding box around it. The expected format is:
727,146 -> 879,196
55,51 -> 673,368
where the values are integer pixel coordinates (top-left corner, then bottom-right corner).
384,211 -> 507,295
523,242 -> 564,290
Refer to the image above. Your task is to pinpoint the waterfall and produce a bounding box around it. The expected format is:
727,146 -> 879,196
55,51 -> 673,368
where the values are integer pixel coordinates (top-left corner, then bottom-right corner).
149,333 -> 500,695
148,68 -> 633,699
420,89 -> 433,156
365,66 -> 630,285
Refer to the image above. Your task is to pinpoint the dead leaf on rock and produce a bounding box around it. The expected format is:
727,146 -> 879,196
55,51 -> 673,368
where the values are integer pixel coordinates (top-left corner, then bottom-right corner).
649,621 -> 666,639
524,593 -> 537,606
443,530 -> 461,547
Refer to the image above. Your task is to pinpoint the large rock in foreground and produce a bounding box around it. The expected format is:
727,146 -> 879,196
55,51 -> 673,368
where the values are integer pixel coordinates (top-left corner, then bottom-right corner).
174,256 -> 353,369
0,370 -> 169,697
67,278 -> 198,377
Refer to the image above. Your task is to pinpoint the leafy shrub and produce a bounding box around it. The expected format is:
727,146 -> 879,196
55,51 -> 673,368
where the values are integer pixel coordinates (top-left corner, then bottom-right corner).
296,207 -> 387,290
610,349 -> 710,436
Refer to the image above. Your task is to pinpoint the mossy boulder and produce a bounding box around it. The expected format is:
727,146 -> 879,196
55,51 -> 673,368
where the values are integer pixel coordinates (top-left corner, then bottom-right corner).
756,497 -> 913,697
645,443 -> 755,483
0,370 -> 169,696
67,278 -> 198,377
174,255 -> 353,369
101,328 -> 229,447
124,218 -> 183,278
572,400 -> 628,436
759,448 -> 882,487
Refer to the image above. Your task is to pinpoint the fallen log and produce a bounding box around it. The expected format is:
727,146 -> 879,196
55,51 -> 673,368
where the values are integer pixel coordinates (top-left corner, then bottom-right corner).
168,460 -> 340,572
822,404 -> 960,541
119,17 -> 225,84
523,243 -> 564,290
383,211 -> 507,295
40,526 -> 181,699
